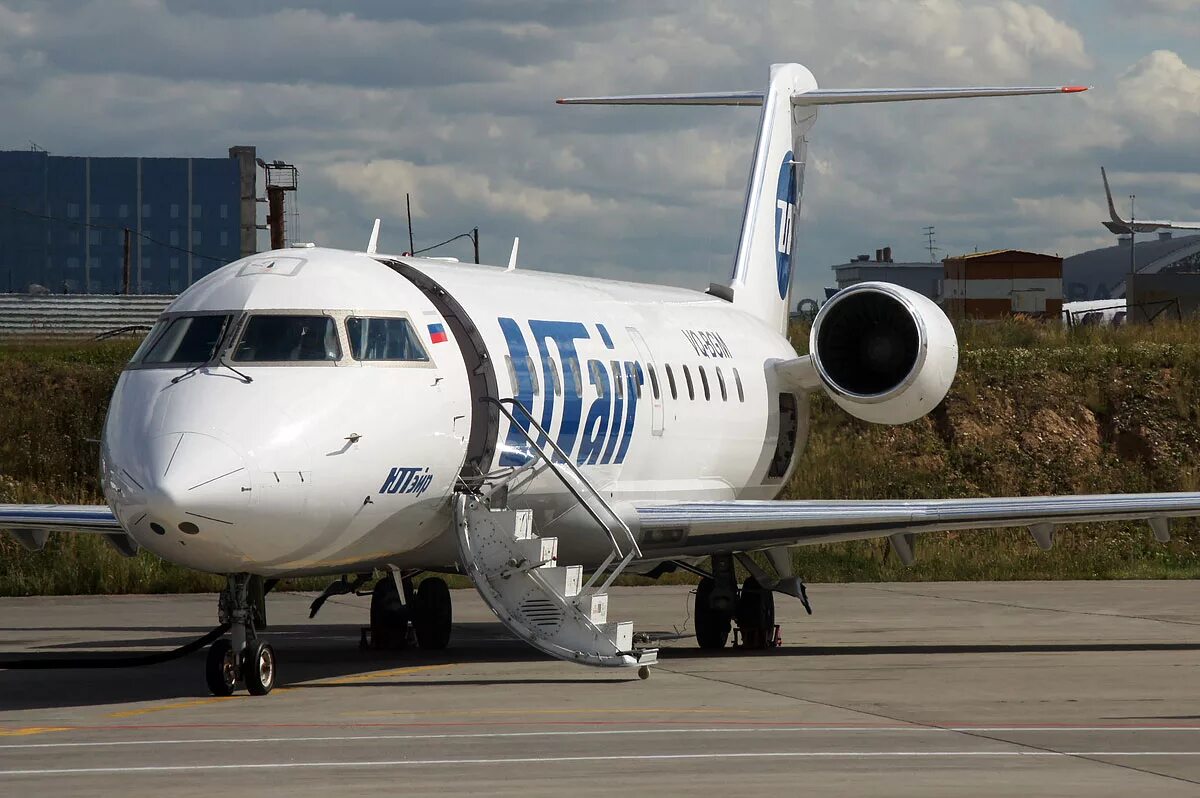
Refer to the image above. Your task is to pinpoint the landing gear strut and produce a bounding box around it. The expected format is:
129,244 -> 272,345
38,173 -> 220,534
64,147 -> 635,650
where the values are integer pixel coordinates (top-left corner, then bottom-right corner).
206,574 -> 276,696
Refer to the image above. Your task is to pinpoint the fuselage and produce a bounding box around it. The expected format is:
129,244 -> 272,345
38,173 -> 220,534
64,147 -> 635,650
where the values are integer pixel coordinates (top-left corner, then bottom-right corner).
100,247 -> 804,576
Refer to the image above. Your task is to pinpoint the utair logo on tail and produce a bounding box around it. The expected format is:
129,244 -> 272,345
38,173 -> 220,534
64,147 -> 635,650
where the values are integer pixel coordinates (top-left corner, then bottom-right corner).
775,150 -> 797,299
498,317 -> 643,468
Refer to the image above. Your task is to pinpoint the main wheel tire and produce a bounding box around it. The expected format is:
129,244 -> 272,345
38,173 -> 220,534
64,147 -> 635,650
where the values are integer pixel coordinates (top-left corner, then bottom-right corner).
242,640 -> 277,696
695,577 -> 732,650
412,577 -> 452,650
205,639 -> 238,696
370,576 -> 409,650
735,576 -> 776,649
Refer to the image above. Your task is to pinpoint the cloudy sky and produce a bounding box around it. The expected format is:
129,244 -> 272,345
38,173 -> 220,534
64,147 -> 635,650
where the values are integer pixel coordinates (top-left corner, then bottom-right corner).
1,0 -> 1197,300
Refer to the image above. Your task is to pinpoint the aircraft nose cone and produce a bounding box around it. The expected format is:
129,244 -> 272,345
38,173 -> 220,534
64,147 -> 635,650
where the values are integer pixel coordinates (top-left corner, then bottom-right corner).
120,431 -> 251,539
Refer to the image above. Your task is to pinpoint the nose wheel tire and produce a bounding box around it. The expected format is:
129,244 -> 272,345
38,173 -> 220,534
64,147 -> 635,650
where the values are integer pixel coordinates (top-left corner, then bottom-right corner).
242,641 -> 277,695
205,639 -> 238,696
412,577 -> 452,650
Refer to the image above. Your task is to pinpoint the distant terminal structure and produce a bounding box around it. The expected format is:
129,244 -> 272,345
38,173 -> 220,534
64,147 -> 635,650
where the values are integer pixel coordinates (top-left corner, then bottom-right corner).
1063,232 -> 1200,301
0,145 -> 262,294
829,246 -> 942,300
942,249 -> 1063,319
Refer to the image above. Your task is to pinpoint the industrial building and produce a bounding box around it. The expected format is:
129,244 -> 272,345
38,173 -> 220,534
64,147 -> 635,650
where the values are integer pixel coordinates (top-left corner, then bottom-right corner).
942,249 -> 1063,319
829,246 -> 943,300
0,146 -> 258,294
1062,232 -> 1200,301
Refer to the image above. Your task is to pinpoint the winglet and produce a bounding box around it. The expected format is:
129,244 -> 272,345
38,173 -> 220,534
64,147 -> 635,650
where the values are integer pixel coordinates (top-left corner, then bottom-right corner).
366,218 -> 381,255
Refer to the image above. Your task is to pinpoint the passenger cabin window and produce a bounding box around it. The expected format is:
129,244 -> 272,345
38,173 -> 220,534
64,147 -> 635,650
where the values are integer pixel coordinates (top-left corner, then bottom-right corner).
346,317 -> 428,362
682,365 -> 695,400
589,360 -> 608,398
665,364 -> 677,399
698,366 -> 711,401
733,367 -> 745,402
142,314 -> 231,364
716,367 -> 728,401
566,356 -> 583,397
611,361 -> 623,399
648,364 -> 661,400
548,357 -> 562,396
233,315 -> 340,362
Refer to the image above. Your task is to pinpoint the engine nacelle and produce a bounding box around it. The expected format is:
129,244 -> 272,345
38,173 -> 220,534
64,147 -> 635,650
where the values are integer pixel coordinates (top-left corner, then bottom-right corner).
809,282 -> 958,425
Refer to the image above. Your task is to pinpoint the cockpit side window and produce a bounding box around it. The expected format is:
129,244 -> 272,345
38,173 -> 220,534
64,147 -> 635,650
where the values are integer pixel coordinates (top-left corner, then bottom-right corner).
141,315 -> 231,364
345,317 -> 429,362
232,315 -> 341,362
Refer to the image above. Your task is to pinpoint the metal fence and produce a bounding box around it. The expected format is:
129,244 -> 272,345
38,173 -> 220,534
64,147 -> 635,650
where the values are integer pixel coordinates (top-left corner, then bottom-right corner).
0,293 -> 173,339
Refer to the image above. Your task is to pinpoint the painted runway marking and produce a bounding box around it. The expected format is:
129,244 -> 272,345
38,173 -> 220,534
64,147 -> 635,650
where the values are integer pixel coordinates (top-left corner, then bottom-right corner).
6,725 -> 1200,750
8,751 -> 1200,776
0,728 -> 70,738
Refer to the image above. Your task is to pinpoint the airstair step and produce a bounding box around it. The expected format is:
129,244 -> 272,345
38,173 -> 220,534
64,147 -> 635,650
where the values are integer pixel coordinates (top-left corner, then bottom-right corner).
602,621 -> 634,652
514,535 -> 557,568
537,564 -> 582,598
512,509 -> 535,540
573,592 -> 609,625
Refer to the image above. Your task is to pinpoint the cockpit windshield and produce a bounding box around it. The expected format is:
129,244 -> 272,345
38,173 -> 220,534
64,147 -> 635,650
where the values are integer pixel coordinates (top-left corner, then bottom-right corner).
232,315 -> 341,362
346,317 -> 429,362
141,315 -> 231,364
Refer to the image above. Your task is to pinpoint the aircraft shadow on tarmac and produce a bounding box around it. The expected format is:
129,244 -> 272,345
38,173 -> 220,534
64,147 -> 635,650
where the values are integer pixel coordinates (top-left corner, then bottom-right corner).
5,622 -> 1200,712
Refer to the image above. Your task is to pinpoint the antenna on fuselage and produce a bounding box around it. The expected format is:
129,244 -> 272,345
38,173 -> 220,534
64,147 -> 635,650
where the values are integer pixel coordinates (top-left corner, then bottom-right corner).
366,218 -> 382,255
505,237 -> 520,272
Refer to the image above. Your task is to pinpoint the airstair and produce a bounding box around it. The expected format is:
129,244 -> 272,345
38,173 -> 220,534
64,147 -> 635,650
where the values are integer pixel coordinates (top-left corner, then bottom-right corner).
453,397 -> 657,670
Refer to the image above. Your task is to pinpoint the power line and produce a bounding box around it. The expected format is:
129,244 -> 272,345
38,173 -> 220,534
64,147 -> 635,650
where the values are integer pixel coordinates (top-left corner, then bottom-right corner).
412,230 -> 476,256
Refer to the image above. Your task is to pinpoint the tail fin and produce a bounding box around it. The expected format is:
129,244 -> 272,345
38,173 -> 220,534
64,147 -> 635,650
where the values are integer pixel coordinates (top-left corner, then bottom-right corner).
559,65 -> 1088,334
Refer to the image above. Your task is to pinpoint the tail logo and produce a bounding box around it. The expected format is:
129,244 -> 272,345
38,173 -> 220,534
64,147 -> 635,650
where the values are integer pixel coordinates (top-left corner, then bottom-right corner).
775,151 -> 797,300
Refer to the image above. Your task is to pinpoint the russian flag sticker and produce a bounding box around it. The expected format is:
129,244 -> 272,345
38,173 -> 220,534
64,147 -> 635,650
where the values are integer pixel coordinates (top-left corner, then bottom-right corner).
428,323 -> 448,344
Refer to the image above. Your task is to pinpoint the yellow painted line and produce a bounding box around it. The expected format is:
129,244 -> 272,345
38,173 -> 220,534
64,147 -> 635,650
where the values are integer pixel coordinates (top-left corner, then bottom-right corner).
106,696 -> 241,719
309,663 -> 453,686
0,727 -> 71,738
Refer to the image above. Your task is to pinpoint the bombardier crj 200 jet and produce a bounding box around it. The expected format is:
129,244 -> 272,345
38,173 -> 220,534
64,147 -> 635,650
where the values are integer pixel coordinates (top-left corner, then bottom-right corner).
6,64 -> 1200,697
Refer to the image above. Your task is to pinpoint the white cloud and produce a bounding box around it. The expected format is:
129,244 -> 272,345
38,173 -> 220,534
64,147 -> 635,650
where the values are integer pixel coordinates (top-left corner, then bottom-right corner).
0,0 -> 1197,302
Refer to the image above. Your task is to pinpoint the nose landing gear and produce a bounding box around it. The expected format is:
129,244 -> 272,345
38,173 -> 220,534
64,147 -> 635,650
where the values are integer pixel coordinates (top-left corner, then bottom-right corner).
205,574 -> 277,696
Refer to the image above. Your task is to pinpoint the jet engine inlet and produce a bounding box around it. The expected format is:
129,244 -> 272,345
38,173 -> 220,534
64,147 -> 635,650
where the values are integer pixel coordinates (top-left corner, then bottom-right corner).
809,282 -> 958,425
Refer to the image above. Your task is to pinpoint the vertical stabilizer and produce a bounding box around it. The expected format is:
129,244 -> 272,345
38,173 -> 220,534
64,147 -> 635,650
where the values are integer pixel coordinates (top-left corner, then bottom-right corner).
557,67 -> 1088,335
728,64 -> 817,334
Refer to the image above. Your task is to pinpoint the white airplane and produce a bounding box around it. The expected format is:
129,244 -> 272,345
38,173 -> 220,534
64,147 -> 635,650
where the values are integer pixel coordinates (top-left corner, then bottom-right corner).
1102,166 -> 1200,235
6,64 -> 1199,699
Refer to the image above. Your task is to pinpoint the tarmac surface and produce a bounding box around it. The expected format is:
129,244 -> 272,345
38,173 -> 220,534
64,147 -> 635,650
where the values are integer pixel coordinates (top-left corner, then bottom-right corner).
2,581 -> 1200,796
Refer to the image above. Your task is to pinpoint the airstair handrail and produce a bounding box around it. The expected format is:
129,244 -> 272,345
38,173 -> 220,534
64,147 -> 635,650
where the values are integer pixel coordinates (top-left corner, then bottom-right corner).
481,396 -> 643,563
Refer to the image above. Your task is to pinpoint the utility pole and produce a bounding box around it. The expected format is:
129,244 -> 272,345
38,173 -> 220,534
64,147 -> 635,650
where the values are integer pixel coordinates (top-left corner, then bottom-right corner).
472,226 -> 479,264
1129,194 -> 1137,278
122,228 -> 132,294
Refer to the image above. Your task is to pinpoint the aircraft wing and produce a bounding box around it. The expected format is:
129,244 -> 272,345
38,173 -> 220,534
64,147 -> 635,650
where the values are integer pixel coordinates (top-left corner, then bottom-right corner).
0,504 -> 138,556
632,492 -> 1200,560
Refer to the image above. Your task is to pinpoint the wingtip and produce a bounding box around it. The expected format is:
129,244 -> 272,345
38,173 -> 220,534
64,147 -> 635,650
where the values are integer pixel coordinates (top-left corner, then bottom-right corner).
1062,85 -> 1090,93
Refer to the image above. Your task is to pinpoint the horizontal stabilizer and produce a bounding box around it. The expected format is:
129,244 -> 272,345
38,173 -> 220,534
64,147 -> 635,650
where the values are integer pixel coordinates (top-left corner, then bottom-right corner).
557,85 -> 1087,107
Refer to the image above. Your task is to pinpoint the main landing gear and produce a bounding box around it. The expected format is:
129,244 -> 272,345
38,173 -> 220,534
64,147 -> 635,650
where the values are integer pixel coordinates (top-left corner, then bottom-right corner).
363,572 -> 453,652
693,554 -> 781,652
205,574 -> 276,696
